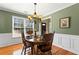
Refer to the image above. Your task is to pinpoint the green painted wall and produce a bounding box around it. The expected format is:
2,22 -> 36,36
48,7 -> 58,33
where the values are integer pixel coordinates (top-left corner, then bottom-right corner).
0,10 -> 26,33
51,3 -> 79,35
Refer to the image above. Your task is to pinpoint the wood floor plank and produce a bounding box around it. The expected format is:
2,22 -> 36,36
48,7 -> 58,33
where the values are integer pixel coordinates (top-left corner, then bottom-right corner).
0,44 -> 76,55
52,45 -> 75,55
0,44 -> 22,55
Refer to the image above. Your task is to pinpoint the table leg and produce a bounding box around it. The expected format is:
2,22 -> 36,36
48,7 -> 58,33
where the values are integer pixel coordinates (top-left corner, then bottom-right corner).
34,45 -> 37,54
31,44 -> 38,55
31,45 -> 34,55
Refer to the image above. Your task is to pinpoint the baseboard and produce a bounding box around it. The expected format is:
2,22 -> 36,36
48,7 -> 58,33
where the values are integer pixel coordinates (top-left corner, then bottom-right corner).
53,43 -> 78,55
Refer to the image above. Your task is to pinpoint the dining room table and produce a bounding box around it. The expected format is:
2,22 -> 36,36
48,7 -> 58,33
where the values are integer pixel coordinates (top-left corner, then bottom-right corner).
25,35 -> 44,55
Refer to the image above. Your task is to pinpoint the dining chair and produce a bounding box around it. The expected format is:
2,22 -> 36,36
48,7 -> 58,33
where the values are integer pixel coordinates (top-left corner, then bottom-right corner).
21,32 -> 31,55
37,33 -> 55,55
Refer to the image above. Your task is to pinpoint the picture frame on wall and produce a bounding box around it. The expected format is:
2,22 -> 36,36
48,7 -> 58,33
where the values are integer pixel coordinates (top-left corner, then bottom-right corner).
59,17 -> 70,28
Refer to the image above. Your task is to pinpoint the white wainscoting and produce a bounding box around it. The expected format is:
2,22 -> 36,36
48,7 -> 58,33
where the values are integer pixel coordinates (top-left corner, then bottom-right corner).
0,33 -> 22,47
53,33 -> 79,54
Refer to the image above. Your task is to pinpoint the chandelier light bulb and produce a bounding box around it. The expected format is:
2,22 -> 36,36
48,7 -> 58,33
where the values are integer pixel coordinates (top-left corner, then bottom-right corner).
28,16 -> 32,20
28,3 -> 42,21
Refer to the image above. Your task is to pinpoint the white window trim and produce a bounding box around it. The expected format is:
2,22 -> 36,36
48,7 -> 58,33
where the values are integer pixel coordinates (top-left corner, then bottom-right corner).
12,16 -> 34,38
12,16 -> 26,38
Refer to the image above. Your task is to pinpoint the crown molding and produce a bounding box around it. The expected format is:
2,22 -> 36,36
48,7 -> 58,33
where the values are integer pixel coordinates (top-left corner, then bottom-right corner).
43,3 -> 76,17
0,6 -> 27,16
0,3 -> 76,17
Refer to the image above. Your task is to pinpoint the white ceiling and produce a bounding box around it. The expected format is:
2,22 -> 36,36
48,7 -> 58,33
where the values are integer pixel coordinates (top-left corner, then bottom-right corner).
0,3 -> 75,17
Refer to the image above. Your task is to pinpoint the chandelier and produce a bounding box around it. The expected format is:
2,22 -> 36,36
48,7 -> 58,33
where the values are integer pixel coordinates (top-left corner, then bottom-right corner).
27,3 -> 42,36
28,3 -> 42,22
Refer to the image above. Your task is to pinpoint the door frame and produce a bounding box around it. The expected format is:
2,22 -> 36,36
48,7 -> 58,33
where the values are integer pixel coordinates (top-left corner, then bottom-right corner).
42,16 -> 52,33
41,22 -> 46,35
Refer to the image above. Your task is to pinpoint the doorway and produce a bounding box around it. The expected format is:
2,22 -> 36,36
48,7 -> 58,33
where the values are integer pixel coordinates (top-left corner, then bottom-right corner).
41,23 -> 46,35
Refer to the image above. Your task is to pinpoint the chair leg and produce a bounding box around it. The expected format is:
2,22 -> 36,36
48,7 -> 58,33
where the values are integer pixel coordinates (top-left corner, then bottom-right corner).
29,47 -> 31,54
21,46 -> 31,55
48,50 -> 52,55
21,46 -> 25,55
24,47 -> 27,55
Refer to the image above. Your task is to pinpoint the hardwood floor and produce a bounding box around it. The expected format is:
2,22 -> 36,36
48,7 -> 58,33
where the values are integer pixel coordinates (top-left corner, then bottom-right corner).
0,44 -> 76,55
52,45 -> 75,55
0,44 -> 22,55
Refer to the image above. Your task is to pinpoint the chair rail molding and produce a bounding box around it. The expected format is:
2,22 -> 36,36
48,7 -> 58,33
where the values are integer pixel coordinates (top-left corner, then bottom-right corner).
53,33 -> 79,54
0,33 -> 21,47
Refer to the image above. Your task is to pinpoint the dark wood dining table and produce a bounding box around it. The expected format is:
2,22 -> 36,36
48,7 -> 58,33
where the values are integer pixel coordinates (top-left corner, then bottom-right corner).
25,36 -> 44,55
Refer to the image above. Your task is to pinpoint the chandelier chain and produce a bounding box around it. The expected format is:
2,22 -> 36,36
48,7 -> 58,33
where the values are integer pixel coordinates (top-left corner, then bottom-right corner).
34,3 -> 37,15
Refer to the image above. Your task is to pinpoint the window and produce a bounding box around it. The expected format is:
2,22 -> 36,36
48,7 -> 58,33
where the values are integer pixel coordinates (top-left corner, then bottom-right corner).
12,16 -> 34,37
